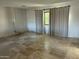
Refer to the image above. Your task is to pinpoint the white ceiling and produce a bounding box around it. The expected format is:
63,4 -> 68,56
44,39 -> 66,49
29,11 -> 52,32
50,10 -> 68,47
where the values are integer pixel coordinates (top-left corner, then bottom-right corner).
0,0 -> 77,8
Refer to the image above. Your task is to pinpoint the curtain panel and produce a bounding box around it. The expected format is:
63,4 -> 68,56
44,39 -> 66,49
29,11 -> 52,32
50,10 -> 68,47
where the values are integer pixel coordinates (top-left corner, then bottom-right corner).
35,10 -> 43,34
50,6 -> 70,37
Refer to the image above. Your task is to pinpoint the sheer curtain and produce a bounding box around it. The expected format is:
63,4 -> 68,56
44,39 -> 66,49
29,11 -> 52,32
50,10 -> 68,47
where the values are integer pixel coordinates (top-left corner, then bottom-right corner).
35,10 -> 43,34
50,6 -> 70,37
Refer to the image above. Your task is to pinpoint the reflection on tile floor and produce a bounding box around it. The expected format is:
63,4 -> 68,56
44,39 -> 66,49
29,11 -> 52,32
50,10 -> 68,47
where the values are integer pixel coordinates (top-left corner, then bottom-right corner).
0,33 -> 79,59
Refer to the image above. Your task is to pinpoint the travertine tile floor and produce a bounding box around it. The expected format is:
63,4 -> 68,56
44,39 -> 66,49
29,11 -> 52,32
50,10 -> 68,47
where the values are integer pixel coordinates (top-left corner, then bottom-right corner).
0,33 -> 79,59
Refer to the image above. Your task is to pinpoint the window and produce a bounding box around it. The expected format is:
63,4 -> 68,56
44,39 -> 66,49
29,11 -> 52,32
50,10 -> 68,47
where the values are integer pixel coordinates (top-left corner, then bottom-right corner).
43,10 -> 50,25
43,10 -> 50,34
44,12 -> 49,24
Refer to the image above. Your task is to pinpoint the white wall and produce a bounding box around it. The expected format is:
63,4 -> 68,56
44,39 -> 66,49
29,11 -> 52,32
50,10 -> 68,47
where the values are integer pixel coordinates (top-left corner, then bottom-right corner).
68,2 -> 79,38
14,8 -> 27,32
0,7 -> 27,37
0,7 -> 15,37
26,10 -> 36,32
6,8 -> 15,36
6,7 -> 27,34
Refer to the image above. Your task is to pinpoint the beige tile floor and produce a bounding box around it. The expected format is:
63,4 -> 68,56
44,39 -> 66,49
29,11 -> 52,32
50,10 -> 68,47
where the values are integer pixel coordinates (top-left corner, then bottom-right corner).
0,33 -> 79,59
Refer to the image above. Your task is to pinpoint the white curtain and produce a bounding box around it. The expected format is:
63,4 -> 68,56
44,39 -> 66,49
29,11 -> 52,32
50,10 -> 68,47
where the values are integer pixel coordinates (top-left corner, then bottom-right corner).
35,10 -> 43,34
50,6 -> 70,37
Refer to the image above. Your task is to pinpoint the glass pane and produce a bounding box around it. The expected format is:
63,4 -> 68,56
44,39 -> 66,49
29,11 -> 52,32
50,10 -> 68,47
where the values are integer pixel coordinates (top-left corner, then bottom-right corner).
44,12 -> 49,24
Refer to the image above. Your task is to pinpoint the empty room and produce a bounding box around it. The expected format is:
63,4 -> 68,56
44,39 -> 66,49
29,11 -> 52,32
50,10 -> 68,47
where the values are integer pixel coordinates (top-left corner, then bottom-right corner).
0,0 -> 79,59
